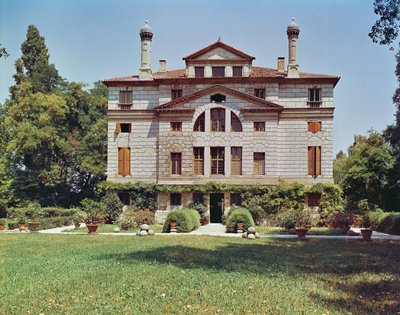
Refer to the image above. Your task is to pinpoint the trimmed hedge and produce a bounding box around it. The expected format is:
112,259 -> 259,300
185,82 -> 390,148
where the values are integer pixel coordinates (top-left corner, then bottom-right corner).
162,208 -> 200,233
226,208 -> 255,233
7,207 -> 80,219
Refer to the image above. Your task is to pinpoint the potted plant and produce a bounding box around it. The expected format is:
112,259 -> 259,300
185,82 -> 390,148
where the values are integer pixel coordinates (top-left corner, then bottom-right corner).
116,215 -> 134,231
170,219 -> 177,229
85,209 -> 107,234
294,208 -> 312,239
28,219 -> 40,233
333,213 -> 353,234
361,212 -> 373,241
8,221 -> 17,230
236,221 -> 244,231
17,217 -> 27,232
0,218 -> 6,231
201,215 -> 209,225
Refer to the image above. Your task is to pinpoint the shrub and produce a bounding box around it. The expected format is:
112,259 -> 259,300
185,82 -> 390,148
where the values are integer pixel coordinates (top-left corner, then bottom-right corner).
7,206 -> 79,219
80,199 -> 108,223
275,208 -> 298,230
376,213 -> 400,235
102,192 -> 124,223
7,221 -> 17,230
226,208 -> 255,232
116,209 -> 155,229
162,208 -> 200,233
188,202 -> 207,219
0,218 -> 6,226
36,216 -> 75,230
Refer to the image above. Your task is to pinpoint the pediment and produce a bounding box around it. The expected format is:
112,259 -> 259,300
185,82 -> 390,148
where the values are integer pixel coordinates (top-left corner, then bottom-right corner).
183,41 -> 255,62
155,85 -> 282,112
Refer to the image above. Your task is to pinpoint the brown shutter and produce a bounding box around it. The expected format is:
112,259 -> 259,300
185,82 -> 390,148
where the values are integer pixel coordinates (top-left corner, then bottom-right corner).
124,148 -> 131,176
308,146 -> 314,175
118,148 -> 123,175
115,123 -> 121,134
315,122 -> 321,132
316,146 -> 321,175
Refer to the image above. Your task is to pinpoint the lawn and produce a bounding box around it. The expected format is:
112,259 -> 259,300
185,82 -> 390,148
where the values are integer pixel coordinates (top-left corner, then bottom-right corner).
1,234 -> 399,314
66,224 -> 164,233
256,226 -> 346,235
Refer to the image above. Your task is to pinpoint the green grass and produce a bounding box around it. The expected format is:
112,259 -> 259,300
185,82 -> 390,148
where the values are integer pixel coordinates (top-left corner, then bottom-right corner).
1,235 -> 399,314
65,224 -> 164,233
256,226 -> 346,235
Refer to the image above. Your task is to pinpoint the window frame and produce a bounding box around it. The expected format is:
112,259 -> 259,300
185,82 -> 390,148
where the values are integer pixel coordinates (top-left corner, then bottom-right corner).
193,147 -> 204,175
253,121 -> 266,132
254,88 -> 266,99
195,66 -> 204,78
118,147 -> 131,176
308,146 -> 321,176
307,121 -> 322,133
253,152 -> 265,175
231,147 -> 242,176
119,91 -> 133,107
212,66 -> 225,78
171,89 -> 183,100
170,152 -> 182,175
308,88 -> 322,107
232,66 -> 243,77
193,112 -> 205,132
211,147 -> 225,175
170,122 -> 182,132
231,112 -> 243,132
211,108 -> 226,132
170,193 -> 181,206
230,193 -> 242,206
119,123 -> 131,133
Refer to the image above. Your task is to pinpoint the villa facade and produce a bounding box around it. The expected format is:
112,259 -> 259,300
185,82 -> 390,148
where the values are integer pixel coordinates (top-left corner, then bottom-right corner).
103,19 -> 340,223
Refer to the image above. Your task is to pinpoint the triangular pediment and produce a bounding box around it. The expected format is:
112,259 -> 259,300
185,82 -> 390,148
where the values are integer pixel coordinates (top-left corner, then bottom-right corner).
155,85 -> 282,112
183,41 -> 255,62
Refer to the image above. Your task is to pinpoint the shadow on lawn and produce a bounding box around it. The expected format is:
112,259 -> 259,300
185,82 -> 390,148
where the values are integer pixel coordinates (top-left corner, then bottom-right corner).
98,239 -> 400,314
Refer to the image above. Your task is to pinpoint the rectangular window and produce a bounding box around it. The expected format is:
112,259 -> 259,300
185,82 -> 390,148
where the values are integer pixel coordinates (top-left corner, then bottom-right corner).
308,146 -> 321,176
193,192 -> 204,205
308,121 -> 321,133
171,153 -> 182,175
170,122 -> 182,132
254,88 -> 265,99
211,108 -> 225,131
170,193 -> 181,206
211,147 -> 225,175
118,123 -> 131,133
230,193 -> 242,206
254,122 -> 265,132
231,147 -> 242,175
119,91 -> 133,104
171,89 -> 183,100
195,66 -> 204,78
118,147 -> 131,176
193,147 -> 204,175
232,66 -> 243,77
308,88 -> 322,107
253,152 -> 265,175
212,66 -> 225,78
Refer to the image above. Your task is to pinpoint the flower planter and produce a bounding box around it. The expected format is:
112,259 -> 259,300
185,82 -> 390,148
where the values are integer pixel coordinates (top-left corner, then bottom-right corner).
28,222 -> 40,233
86,223 -> 99,234
201,219 -> 209,225
0,224 -> 4,231
361,228 -> 373,241
236,222 -> 244,231
18,223 -> 26,232
121,224 -> 129,231
295,228 -> 308,239
74,222 -> 81,229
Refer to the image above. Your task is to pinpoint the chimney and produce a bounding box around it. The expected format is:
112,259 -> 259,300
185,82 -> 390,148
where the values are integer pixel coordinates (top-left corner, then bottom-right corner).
277,57 -> 285,72
159,59 -> 166,72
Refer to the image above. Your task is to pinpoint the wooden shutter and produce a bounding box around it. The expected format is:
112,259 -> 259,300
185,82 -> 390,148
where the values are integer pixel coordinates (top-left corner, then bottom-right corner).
316,146 -> 321,175
315,122 -> 321,132
308,146 -> 315,175
115,123 -> 121,134
118,147 -> 131,176
118,148 -> 123,175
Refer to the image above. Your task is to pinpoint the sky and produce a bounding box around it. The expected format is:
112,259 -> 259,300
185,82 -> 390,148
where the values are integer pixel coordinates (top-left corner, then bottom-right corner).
0,0 -> 398,155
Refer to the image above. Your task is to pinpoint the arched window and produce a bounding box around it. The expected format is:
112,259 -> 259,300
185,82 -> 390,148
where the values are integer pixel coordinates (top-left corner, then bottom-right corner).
193,112 -> 205,132
231,112 -> 242,132
210,93 -> 226,103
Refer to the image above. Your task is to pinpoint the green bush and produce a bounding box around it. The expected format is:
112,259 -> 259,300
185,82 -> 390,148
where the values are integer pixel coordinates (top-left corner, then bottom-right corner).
116,209 -> 155,229
275,208 -> 298,230
7,206 -> 79,219
36,216 -> 75,230
0,218 -> 6,226
162,208 -> 200,233
376,213 -> 400,235
7,221 -> 17,230
80,199 -> 108,223
102,192 -> 124,223
226,208 -> 255,233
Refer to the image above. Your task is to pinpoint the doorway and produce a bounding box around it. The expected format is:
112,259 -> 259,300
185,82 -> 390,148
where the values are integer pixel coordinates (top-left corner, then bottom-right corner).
209,193 -> 224,223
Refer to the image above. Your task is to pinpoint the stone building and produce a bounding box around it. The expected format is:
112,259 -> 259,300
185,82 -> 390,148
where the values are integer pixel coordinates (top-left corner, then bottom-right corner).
103,19 -> 340,223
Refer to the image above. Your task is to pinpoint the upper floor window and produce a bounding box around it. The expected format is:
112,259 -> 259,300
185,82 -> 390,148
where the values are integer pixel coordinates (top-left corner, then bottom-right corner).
170,153 -> 182,175
171,122 -> 182,132
211,108 -> 225,132
193,192 -> 205,205
212,66 -> 225,78
115,123 -> 131,134
253,152 -> 265,175
232,66 -> 243,77
193,147 -> 204,175
254,122 -> 265,132
308,121 -> 321,133
118,147 -> 131,176
210,93 -> 226,103
254,88 -> 265,99
231,147 -> 242,175
194,112 -> 205,132
308,88 -> 322,107
231,112 -> 242,132
195,67 -> 204,78
171,89 -> 183,100
230,193 -> 242,206
119,91 -> 133,109
211,147 -> 225,175
308,146 -> 321,176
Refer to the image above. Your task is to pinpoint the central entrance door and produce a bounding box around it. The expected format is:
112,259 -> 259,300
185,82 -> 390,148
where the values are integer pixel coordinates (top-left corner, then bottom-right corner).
210,193 -> 224,223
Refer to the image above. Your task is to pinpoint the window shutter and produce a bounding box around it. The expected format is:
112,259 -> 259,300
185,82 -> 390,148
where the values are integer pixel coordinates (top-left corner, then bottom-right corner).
124,148 -> 131,176
118,148 -> 123,175
308,147 -> 314,175
316,146 -> 321,175
115,123 -> 121,134
315,122 -> 321,132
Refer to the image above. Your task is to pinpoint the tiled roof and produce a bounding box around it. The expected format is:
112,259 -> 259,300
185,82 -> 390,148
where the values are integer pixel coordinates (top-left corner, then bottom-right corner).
103,67 -> 339,82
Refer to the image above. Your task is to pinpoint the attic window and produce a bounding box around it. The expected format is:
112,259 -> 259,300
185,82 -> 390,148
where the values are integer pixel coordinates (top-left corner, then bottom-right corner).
195,67 -> 204,78
210,93 -> 226,103
212,67 -> 225,78
232,66 -> 243,77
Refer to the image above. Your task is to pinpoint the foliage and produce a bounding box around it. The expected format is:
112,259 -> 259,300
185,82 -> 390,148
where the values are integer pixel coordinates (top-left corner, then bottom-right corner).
102,192 -> 124,223
377,213 -> 400,234
226,208 -> 255,232
0,43 -> 9,59
0,218 -> 6,225
369,0 -> 400,47
80,198 -> 107,223
7,205 -> 79,219
188,202 -> 207,218
311,183 -> 344,219
162,208 -> 200,233
17,216 -> 27,224
116,209 -> 155,229
275,206 -> 314,229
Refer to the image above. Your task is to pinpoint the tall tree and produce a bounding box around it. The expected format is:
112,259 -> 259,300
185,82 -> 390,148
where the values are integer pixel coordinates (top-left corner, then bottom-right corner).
0,44 -> 9,59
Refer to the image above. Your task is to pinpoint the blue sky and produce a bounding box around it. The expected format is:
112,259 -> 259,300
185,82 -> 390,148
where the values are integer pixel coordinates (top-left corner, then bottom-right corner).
0,0 -> 397,154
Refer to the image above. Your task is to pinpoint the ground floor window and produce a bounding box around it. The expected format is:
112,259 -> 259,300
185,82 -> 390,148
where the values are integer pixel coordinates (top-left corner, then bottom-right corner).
117,192 -> 130,205
308,146 -> 321,176
211,147 -> 225,175
192,192 -> 205,205
230,193 -> 242,206
170,193 -> 181,206
253,152 -> 265,175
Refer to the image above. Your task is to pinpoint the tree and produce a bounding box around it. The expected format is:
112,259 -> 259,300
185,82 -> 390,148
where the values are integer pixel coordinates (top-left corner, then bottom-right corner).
333,150 -> 348,185
0,44 -> 9,59
341,132 -> 394,212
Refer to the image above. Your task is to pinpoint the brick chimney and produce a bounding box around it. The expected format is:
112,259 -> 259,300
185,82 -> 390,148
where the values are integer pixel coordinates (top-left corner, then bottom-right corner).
277,57 -> 285,72
159,59 -> 166,72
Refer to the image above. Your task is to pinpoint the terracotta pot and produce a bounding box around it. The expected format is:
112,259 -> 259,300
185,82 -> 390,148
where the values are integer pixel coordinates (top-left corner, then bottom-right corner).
18,223 -> 26,232
295,228 -> 308,239
361,228 -> 373,241
28,222 -> 40,232
236,222 -> 244,230
74,223 -> 81,229
0,225 -> 4,231
304,225 -> 312,230
202,219 -> 209,225
142,218 -> 149,224
86,223 -> 99,234
121,224 -> 129,231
